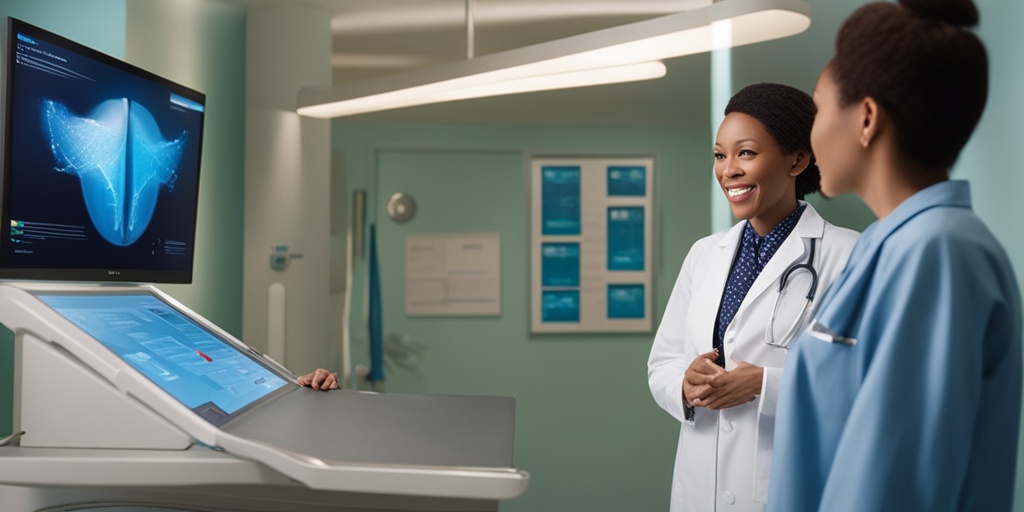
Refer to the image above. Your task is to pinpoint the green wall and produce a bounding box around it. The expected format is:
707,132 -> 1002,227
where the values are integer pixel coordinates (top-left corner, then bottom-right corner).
954,1 -> 1024,508
0,0 -> 126,55
0,0 -> 246,437
125,0 -> 247,335
333,118 -> 710,511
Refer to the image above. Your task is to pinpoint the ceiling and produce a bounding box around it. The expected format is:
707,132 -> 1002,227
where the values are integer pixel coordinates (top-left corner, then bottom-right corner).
232,0 -> 715,126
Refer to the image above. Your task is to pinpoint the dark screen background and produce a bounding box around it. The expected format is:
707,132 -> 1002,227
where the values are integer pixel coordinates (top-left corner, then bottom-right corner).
1,19 -> 205,282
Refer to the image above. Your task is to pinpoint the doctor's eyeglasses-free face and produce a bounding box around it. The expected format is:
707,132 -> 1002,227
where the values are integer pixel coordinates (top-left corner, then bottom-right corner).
764,238 -> 818,349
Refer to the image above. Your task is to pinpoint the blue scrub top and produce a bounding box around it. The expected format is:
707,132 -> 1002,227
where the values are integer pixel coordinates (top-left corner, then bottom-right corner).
767,180 -> 1023,511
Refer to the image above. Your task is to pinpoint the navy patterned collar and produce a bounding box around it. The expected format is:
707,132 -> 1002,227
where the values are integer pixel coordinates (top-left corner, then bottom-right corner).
713,202 -> 808,361
742,202 -> 807,269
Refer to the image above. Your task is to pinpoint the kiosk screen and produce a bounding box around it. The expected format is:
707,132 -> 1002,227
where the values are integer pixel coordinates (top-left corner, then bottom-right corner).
35,292 -> 289,425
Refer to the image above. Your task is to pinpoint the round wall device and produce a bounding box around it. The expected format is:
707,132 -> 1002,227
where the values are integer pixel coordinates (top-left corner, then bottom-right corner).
385,192 -> 417,222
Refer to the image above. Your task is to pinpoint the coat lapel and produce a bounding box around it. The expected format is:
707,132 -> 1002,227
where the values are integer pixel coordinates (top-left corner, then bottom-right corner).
690,222 -> 745,348
738,204 -> 827,314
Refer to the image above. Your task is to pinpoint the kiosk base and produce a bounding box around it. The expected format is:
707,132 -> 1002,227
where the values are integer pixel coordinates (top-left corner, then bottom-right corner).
0,446 -> 500,511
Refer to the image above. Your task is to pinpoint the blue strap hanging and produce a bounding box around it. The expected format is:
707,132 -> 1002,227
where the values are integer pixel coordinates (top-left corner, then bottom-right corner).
367,223 -> 384,384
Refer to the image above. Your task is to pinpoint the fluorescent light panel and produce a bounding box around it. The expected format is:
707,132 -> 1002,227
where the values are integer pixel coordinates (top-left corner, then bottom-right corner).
309,62 -> 666,116
435,61 -> 667,102
298,0 -> 810,118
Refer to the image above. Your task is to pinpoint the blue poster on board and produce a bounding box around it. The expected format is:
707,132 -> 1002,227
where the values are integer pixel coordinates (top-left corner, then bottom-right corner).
542,290 -> 580,322
541,166 -> 581,235
607,166 -> 646,196
608,284 -> 645,319
607,206 -> 644,271
542,242 -> 580,287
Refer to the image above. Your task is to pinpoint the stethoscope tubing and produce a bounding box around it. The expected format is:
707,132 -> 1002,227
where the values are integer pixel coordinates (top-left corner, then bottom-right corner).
765,238 -> 819,349
778,237 -> 818,300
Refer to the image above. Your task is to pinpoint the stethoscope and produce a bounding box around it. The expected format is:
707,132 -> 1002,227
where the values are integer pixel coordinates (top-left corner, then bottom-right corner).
764,238 -> 818,349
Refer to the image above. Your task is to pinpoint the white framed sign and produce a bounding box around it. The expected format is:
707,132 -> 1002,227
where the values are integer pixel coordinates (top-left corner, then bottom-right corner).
530,157 -> 654,333
406,232 -> 501,316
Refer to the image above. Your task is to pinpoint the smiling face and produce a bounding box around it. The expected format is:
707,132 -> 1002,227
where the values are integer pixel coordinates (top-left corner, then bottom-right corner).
714,112 -> 803,235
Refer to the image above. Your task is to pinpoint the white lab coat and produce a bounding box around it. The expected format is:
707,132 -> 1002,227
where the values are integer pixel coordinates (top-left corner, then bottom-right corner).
648,203 -> 857,512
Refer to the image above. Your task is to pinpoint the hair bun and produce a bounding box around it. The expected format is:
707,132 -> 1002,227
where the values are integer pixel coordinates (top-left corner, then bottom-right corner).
899,0 -> 979,27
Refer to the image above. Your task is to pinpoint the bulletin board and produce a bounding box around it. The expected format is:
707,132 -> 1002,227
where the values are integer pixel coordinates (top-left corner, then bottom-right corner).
530,157 -> 654,333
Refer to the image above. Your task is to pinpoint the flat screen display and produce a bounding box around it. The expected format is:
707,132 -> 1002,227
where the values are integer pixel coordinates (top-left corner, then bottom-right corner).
35,292 -> 290,425
1,18 -> 205,283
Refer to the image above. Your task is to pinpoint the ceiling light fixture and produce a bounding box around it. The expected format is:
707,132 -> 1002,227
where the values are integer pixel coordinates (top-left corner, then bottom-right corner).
429,61 -> 668,102
297,0 -> 810,119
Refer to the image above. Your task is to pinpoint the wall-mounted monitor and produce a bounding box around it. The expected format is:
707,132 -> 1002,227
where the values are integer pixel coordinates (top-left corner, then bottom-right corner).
1,17 -> 205,283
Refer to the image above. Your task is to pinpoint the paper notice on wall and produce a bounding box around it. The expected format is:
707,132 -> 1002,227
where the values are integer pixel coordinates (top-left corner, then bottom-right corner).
405,232 -> 501,316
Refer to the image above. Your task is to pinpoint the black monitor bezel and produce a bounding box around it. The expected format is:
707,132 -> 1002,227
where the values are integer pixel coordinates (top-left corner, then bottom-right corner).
0,17 -> 206,284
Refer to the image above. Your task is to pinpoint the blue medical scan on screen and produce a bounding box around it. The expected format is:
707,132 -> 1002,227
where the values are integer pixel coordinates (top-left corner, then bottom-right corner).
40,97 -> 189,247
2,20 -> 204,282
35,293 -> 288,424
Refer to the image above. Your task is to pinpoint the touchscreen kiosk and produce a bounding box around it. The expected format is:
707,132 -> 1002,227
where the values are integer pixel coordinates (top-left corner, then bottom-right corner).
0,283 -> 529,510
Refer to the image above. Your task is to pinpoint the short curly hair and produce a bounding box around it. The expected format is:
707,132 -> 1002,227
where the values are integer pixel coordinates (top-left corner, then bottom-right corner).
725,83 -> 820,200
830,0 -> 987,171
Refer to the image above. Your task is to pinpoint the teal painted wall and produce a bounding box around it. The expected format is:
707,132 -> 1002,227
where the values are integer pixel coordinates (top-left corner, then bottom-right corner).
0,0 -> 246,438
125,0 -> 247,335
955,1 -> 1024,509
0,0 -> 126,56
333,120 -> 710,511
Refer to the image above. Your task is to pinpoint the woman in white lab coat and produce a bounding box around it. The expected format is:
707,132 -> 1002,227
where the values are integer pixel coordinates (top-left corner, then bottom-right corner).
648,83 -> 858,512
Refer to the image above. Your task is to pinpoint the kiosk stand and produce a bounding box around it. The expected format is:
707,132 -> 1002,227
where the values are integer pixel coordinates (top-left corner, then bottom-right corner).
0,283 -> 529,512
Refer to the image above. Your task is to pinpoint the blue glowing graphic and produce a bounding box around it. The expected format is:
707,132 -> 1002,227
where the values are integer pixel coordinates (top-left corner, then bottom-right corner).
41,98 -> 187,247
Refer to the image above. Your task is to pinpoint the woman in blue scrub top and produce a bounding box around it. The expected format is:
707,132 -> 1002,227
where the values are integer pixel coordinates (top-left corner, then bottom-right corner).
648,83 -> 858,512
767,1 -> 1023,511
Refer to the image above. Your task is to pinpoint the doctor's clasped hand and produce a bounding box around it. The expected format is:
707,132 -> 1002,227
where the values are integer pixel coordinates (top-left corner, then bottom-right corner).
683,349 -> 761,410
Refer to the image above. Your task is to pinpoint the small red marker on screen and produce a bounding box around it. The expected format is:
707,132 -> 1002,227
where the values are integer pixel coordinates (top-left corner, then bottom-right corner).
196,350 -> 212,362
